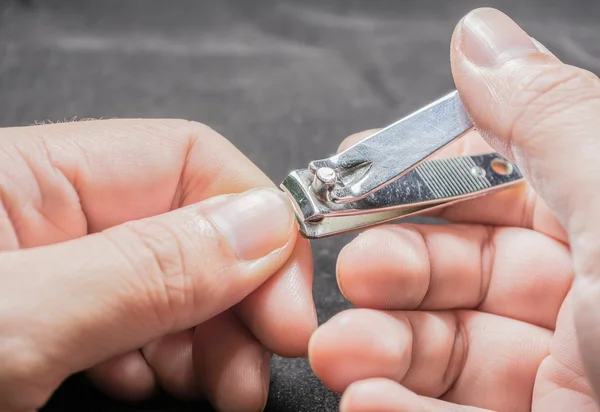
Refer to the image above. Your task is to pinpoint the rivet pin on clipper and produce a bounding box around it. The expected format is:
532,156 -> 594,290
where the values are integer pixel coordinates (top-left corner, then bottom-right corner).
280,91 -> 525,239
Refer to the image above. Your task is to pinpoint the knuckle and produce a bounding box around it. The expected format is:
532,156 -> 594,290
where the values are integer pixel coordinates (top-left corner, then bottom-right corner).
156,119 -> 224,145
151,119 -> 228,204
183,120 -> 224,141
439,312 -> 468,395
509,64 -> 600,147
124,119 -> 225,154
0,137 -> 83,248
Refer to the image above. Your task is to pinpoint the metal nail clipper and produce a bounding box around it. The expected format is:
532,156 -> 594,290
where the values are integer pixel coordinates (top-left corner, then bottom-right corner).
280,91 -> 524,239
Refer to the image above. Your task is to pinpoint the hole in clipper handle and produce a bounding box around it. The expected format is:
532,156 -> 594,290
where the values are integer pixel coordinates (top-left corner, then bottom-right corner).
491,158 -> 514,176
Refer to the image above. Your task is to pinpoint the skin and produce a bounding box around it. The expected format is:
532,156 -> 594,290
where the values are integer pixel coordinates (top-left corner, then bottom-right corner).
3,7 -> 600,412
308,7 -> 600,412
0,119 -> 317,412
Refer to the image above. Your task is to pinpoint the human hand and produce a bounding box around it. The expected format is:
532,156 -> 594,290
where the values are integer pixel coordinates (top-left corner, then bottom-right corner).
0,119 -> 316,412
309,8 -> 600,412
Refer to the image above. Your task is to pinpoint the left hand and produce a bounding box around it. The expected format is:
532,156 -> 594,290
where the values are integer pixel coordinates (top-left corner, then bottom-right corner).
309,128 -> 586,412
308,8 -> 599,411
0,119 -> 316,411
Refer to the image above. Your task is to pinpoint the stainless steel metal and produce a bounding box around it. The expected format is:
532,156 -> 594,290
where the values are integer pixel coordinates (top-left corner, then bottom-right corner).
308,91 -> 472,203
279,90 -> 526,239
282,153 -> 524,238
311,167 -> 337,198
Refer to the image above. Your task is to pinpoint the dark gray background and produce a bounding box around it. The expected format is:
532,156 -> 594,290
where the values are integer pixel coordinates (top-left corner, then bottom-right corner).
1,0 -> 598,411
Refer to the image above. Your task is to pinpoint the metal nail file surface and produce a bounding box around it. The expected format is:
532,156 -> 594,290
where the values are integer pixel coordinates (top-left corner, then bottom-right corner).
280,91 -> 525,239
308,91 -> 472,203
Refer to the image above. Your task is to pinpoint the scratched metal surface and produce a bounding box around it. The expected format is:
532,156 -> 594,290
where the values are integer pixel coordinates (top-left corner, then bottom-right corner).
1,0 -> 599,411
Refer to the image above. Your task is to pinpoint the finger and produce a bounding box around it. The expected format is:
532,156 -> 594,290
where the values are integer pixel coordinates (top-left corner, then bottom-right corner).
338,128 -> 493,156
534,293 -> 597,411
141,120 -> 316,365
450,7 -> 590,224
86,351 -> 157,401
530,37 -> 559,60
337,128 -> 565,241
0,119 -> 316,398
450,7 -> 600,393
90,331 -> 200,402
0,188 -> 295,410
143,150 -> 317,397
140,330 -> 200,399
337,129 -> 382,153
340,378 -> 491,412
235,238 -> 316,357
193,311 -> 270,412
309,309 -> 551,411
0,119 -> 278,240
337,223 -> 572,329
136,243 -> 315,403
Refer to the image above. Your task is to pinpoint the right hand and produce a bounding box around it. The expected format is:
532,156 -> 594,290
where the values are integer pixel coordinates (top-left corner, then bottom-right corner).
0,119 -> 316,412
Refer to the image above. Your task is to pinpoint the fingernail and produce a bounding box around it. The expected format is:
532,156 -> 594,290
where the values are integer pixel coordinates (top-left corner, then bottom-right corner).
531,37 -> 556,57
207,188 -> 295,260
460,8 -> 538,67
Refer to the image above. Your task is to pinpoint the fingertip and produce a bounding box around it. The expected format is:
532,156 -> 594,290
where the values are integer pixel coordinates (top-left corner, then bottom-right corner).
530,37 -> 559,59
337,129 -> 381,153
341,379 -> 415,412
335,240 -> 353,300
141,331 -> 201,400
336,227 -> 429,309
205,187 -> 297,261
87,352 -> 157,402
450,12 -> 466,57
194,312 -> 272,412
308,309 -> 412,393
236,238 -> 317,358
336,229 -> 394,306
306,314 -> 327,366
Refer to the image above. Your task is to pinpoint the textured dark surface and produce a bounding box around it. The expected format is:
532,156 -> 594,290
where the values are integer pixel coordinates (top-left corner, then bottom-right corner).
1,0 -> 599,411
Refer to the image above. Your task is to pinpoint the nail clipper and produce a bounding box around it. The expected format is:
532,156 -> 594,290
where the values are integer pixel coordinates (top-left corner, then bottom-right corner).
280,91 -> 524,239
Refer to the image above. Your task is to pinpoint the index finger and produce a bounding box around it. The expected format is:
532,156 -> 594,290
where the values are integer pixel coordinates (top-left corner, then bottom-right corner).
0,119 -> 275,236
0,118 -> 316,358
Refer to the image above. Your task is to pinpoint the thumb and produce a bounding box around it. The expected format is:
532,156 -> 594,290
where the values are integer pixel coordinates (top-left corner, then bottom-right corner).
451,7 -> 600,227
0,187 -> 296,409
451,7 -> 600,397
